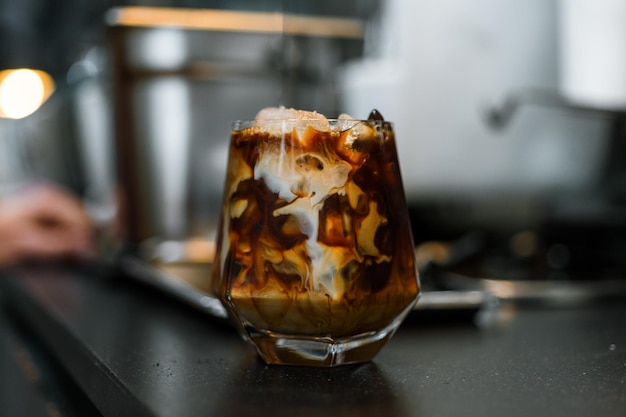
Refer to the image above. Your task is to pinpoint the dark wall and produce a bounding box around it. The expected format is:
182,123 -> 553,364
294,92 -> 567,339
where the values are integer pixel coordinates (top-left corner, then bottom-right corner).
0,0 -> 379,78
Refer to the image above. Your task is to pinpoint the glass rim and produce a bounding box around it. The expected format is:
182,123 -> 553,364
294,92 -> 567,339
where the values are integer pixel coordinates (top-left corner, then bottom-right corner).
232,118 -> 393,122
231,118 -> 394,130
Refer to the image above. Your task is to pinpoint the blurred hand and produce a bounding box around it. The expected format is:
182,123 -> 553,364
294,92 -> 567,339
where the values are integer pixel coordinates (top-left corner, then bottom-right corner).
0,183 -> 95,266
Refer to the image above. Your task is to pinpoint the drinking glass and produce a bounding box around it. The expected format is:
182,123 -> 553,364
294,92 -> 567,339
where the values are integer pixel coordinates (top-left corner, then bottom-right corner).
211,113 -> 420,366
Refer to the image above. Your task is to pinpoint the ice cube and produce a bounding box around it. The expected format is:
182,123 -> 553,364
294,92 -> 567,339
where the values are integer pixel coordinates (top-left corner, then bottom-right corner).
255,106 -> 327,122
255,106 -> 299,120
367,109 -> 385,121
254,106 -> 330,138
335,113 -> 360,132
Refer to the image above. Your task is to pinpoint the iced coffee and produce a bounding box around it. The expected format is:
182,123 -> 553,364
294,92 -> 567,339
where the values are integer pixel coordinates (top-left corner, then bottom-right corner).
212,107 -> 420,366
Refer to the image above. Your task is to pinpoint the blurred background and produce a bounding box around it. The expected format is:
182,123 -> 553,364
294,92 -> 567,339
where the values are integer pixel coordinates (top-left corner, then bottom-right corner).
0,0 -> 624,285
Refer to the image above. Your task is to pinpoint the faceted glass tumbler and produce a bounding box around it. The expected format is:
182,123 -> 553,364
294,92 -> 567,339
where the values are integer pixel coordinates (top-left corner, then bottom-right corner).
211,116 -> 420,367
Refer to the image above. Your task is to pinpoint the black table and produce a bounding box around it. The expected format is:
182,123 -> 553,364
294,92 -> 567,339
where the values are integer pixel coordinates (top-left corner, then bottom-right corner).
1,264 -> 625,417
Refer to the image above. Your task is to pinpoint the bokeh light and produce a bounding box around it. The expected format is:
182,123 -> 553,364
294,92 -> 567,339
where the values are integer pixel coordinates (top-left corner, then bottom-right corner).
0,69 -> 55,119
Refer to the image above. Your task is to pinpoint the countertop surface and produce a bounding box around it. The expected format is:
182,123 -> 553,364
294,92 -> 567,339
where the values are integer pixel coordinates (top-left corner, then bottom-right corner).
1,263 -> 626,417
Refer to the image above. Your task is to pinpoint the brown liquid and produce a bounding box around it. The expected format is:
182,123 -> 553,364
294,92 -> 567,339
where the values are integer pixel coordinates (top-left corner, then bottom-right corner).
213,120 -> 419,338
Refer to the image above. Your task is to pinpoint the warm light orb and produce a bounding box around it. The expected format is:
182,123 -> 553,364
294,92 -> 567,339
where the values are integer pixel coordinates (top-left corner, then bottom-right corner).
0,69 -> 55,119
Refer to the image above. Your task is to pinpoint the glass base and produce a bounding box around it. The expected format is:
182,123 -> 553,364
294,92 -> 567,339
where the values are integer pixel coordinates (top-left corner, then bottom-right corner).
244,322 -> 401,367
